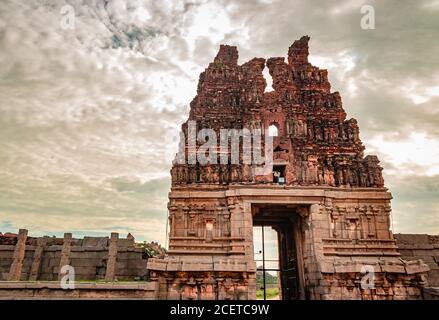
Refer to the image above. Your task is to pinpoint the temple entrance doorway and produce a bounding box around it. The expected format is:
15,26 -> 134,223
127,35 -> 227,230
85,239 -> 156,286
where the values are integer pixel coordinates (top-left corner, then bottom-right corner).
252,205 -> 305,300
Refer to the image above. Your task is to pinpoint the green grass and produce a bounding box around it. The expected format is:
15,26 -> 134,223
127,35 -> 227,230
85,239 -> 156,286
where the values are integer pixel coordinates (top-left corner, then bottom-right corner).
256,287 -> 280,300
256,272 -> 278,285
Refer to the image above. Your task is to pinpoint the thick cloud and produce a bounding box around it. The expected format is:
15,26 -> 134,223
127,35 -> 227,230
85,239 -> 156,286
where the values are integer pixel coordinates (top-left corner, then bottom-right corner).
0,0 -> 437,242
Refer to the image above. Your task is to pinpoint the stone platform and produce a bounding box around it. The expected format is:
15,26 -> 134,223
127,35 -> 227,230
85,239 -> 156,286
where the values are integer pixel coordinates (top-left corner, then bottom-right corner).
0,281 -> 158,300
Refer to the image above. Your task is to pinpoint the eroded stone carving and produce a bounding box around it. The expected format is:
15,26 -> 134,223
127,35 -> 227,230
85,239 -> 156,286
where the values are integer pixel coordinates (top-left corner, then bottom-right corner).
147,36 -> 429,300
171,36 -> 384,188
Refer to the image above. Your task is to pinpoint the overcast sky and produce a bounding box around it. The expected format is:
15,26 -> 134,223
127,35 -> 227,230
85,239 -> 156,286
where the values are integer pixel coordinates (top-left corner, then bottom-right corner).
0,0 -> 438,244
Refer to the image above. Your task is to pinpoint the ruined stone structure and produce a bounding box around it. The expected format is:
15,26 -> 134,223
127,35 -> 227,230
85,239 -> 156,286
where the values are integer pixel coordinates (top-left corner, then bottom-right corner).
147,36 -> 430,300
0,37 -> 436,300
0,230 -> 166,299
0,230 -> 162,282
395,234 -> 439,287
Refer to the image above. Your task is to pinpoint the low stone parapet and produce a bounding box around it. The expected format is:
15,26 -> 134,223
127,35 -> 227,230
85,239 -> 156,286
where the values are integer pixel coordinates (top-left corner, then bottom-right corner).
0,281 -> 159,300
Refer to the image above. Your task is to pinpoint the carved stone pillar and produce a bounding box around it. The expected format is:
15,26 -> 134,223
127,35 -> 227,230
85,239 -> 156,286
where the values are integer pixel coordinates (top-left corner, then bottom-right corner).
29,237 -> 47,281
188,210 -> 197,236
105,232 -> 119,281
58,233 -> 72,280
8,229 -> 28,281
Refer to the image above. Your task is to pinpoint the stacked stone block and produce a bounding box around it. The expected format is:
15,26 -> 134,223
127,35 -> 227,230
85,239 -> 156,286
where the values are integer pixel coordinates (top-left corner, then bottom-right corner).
395,234 -> 439,287
0,231 -> 150,282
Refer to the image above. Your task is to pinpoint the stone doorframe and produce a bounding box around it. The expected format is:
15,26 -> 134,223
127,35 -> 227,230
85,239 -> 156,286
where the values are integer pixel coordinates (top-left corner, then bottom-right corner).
243,199 -> 318,300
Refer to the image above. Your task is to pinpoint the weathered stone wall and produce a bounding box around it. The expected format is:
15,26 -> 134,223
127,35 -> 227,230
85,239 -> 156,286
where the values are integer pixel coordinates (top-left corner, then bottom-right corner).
0,282 -> 159,300
0,230 -> 153,282
148,187 -> 430,300
0,248 -> 14,280
395,234 -> 439,287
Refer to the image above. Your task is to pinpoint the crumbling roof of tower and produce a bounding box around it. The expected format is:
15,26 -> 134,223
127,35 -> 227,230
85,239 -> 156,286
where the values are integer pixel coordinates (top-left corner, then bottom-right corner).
172,36 -> 384,188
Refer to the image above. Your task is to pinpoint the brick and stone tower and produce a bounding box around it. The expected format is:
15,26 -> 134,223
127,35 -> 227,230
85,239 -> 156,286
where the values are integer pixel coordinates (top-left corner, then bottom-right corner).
147,36 -> 429,300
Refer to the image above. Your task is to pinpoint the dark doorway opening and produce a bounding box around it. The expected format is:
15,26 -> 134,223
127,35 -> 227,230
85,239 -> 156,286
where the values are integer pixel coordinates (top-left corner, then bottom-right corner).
273,165 -> 286,184
253,205 -> 303,300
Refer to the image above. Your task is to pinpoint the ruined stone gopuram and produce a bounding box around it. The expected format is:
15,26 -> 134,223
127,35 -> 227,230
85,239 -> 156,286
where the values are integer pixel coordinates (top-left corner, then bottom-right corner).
146,36 -> 431,300
1,37 -> 436,301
